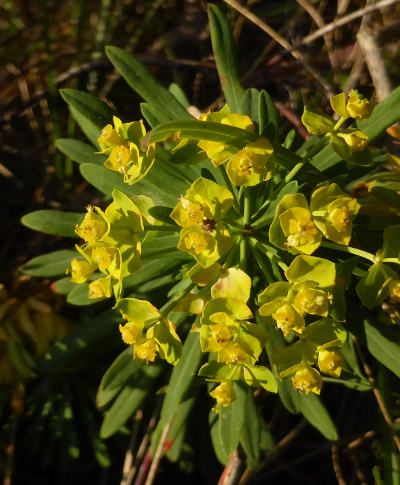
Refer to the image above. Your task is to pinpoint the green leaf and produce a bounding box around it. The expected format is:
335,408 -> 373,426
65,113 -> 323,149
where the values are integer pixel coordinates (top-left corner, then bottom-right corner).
252,180 -> 298,228
296,392 -> 338,440
348,305 -> 400,379
146,119 -> 256,146
106,46 -> 191,122
356,262 -> 397,310
239,388 -> 260,469
258,90 -> 278,141
20,249 -> 77,277
21,210 -> 83,237
158,331 -> 203,428
52,277 -> 76,295
140,102 -> 165,128
43,310 -> 121,369
208,4 -> 244,112
169,83 -> 190,108
97,348 -> 144,408
79,163 -> 183,207
67,282 -> 102,306
100,362 -> 163,439
218,382 -> 246,456
60,89 -> 114,147
239,88 -> 259,128
209,411 -> 230,465
382,225 -> 400,259
56,138 -> 105,165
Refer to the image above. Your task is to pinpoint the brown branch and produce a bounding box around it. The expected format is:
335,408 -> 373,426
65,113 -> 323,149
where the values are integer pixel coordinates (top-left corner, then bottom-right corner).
300,0 -> 400,46
353,336 -> 400,453
143,420 -> 171,485
222,0 -> 334,97
357,28 -> 392,101
121,410 -> 144,485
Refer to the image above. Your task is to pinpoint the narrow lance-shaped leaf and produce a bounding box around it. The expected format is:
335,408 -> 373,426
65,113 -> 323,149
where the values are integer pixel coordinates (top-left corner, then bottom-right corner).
60,89 -> 114,147
21,211 -> 84,237
208,4 -> 244,113
105,46 -> 192,122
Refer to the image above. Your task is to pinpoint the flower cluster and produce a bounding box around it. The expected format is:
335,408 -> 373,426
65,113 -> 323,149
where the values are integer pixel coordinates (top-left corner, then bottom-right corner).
195,267 -> 277,408
98,116 -> 156,184
302,90 -> 373,162
69,189 -> 143,300
117,297 -> 182,365
197,113 -> 275,186
269,183 -> 359,254
258,255 -> 345,395
170,177 -> 234,267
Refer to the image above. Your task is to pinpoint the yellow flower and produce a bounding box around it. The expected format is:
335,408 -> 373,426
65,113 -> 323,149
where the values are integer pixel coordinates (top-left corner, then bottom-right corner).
91,246 -> 119,273
134,338 -> 157,362
346,90 -> 373,120
69,258 -> 96,284
294,288 -> 329,317
318,349 -> 342,377
75,206 -> 108,243
198,112 -> 255,167
181,229 -> 213,256
292,365 -> 322,395
226,137 -> 274,187
170,198 -> 205,227
272,303 -> 305,336
210,382 -> 237,407
88,277 -> 112,299
206,323 -> 232,352
336,130 -> 369,153
98,123 -> 124,148
119,321 -> 143,344
389,279 -> 400,304
218,342 -> 251,365
105,145 -> 132,173
280,207 -> 321,255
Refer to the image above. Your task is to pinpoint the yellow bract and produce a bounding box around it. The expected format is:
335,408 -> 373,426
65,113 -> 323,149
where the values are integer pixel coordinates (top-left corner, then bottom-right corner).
70,258 -> 96,284
75,206 -> 108,243
318,349 -> 342,377
119,321 -> 143,344
291,365 -> 322,395
293,288 -> 329,317
226,137 -> 274,187
97,117 -> 156,185
280,207 -> 321,254
210,382 -> 237,407
271,303 -> 305,336
134,338 -> 157,362
197,112 -> 255,167
88,277 -> 112,299
346,90 -> 373,120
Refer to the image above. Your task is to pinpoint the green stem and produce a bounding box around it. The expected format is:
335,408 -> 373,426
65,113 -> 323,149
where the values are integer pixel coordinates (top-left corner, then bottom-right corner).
383,258 -> 399,264
321,241 -> 376,262
143,224 -> 180,232
160,280 -> 196,317
285,135 -> 329,183
239,236 -> 247,272
333,117 -> 346,131
243,187 -> 251,226
251,237 -> 289,271
219,165 -> 240,210
249,241 -> 274,285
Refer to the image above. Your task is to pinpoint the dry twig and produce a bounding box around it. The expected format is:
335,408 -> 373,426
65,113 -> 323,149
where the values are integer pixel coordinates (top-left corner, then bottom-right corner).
222,0 -> 334,96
